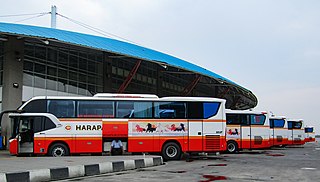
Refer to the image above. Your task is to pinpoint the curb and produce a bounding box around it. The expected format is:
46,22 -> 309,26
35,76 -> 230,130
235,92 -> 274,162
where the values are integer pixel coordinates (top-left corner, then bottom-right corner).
0,156 -> 163,182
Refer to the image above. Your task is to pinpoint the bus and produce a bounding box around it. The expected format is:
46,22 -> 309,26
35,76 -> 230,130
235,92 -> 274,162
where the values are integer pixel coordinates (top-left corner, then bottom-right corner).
304,126 -> 315,142
5,93 -> 227,160
225,109 -> 270,153
287,119 -> 305,145
269,116 -> 288,147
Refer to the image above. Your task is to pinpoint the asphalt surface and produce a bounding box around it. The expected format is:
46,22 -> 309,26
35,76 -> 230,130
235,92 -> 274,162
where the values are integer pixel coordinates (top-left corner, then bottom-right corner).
57,141 -> 320,182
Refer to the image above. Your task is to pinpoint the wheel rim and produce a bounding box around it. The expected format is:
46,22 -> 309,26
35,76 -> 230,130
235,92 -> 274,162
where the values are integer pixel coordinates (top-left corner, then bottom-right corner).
53,146 -> 65,157
228,143 -> 235,152
166,146 -> 177,158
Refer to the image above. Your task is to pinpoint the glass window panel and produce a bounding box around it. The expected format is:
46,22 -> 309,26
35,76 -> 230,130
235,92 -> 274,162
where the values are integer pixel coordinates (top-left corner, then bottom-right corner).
25,44 -> 34,57
272,119 -> 285,128
79,58 -> 87,70
47,66 -> 57,76
226,114 -> 240,125
250,114 -> 266,125
78,73 -> 87,83
305,128 -> 313,133
32,117 -> 44,133
187,102 -> 203,119
116,101 -> 134,118
203,102 -> 220,119
117,68 -> 123,76
23,61 -> 33,72
69,54 -> 78,69
23,99 -> 47,112
78,100 -> 114,118
34,63 -> 46,74
58,69 -> 68,79
58,51 -> 68,65
35,46 -> 46,60
47,48 -> 57,63
47,100 -> 75,118
69,71 -> 78,81
154,102 -> 186,119
133,102 -> 152,118
44,117 -> 56,130
88,76 -> 96,84
88,61 -> 96,72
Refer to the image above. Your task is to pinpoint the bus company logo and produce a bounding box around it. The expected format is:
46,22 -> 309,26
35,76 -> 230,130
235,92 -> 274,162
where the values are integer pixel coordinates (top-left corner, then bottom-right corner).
65,125 -> 72,130
76,124 -> 102,131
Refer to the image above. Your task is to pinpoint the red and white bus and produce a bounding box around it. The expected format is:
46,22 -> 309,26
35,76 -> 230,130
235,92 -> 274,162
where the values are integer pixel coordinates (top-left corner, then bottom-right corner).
225,110 -> 270,153
287,119 -> 305,145
269,116 -> 288,147
6,94 -> 227,160
304,126 -> 315,142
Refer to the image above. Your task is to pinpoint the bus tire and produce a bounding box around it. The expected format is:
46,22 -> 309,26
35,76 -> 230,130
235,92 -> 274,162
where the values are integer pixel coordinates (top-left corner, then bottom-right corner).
49,143 -> 69,157
161,142 -> 181,161
227,141 -> 238,153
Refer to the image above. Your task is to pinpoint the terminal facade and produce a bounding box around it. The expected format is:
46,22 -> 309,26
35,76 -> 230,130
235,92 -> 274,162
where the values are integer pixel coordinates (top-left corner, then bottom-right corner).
0,22 -> 257,139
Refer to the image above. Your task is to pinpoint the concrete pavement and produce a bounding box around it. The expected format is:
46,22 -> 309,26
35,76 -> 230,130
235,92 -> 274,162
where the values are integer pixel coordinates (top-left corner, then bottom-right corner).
0,151 -> 163,182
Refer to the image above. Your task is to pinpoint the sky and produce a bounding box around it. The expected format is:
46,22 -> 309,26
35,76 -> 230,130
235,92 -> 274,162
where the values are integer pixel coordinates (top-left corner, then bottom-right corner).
1,0 -> 319,133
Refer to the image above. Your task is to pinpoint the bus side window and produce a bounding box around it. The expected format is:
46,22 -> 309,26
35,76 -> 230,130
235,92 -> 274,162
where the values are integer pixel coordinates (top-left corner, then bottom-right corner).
23,99 -> 47,113
270,119 -> 274,128
154,102 -> 186,119
44,117 -> 56,130
241,115 -> 250,125
48,100 -> 75,118
288,122 -> 293,129
226,114 -> 240,125
116,101 -> 134,118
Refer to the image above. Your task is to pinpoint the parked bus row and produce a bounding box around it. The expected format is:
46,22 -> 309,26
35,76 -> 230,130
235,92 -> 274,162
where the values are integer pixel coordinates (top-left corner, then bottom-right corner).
0,94 -> 315,160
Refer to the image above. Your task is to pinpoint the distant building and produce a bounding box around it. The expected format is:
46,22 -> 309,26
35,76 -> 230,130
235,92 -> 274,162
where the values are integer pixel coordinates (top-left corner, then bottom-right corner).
0,22 -> 257,138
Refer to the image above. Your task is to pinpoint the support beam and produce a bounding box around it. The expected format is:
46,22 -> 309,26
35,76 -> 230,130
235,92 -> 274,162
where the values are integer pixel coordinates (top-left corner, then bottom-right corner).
218,87 -> 231,98
230,96 -> 241,109
181,74 -> 201,96
117,60 -> 141,93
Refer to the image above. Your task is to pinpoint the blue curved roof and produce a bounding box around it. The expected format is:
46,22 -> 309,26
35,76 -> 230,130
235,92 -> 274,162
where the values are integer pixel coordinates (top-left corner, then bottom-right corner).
0,22 -> 241,88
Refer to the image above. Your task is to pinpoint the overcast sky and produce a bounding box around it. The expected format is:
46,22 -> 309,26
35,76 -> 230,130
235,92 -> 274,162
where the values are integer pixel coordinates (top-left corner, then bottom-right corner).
1,0 -> 319,133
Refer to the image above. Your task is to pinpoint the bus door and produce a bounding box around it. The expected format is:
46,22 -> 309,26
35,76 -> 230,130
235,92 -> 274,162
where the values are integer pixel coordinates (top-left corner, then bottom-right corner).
292,122 -> 303,144
188,120 -> 203,151
249,114 -> 266,149
240,114 -> 251,149
16,117 -> 35,154
270,119 -> 275,146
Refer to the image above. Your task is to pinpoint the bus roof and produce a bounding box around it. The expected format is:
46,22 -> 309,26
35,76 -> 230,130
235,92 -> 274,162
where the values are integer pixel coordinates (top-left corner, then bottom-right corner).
94,93 -> 159,99
225,109 -> 267,115
269,116 -> 286,120
287,119 -> 304,122
19,95 -> 226,110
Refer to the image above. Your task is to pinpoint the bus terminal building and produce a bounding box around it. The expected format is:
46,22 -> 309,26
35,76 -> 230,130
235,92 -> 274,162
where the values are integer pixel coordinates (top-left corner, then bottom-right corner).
0,22 -> 257,138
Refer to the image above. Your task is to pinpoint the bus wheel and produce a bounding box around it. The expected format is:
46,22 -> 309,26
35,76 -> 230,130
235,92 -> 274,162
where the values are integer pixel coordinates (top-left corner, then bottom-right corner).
49,143 -> 69,157
162,142 -> 181,161
227,141 -> 238,153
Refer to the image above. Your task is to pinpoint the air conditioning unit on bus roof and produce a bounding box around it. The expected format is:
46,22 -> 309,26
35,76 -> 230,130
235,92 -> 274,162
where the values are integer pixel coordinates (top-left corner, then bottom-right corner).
93,93 -> 159,98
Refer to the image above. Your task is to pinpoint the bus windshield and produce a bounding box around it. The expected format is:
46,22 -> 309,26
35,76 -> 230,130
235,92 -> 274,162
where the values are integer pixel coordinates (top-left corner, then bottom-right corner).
305,127 -> 313,133
270,119 -> 285,128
